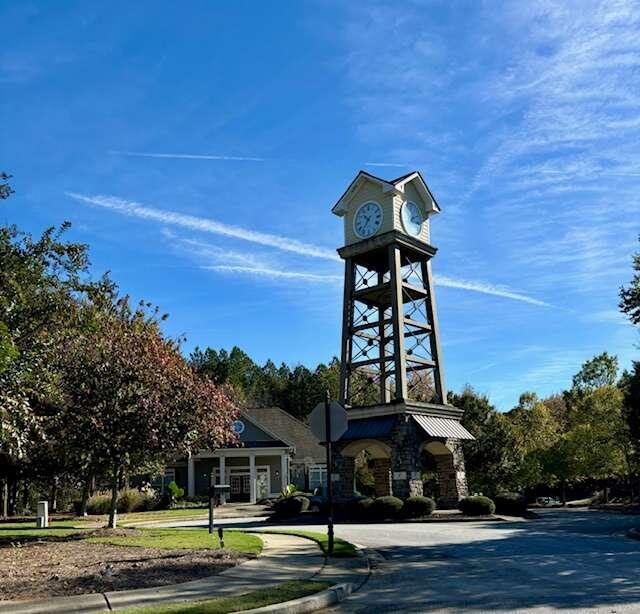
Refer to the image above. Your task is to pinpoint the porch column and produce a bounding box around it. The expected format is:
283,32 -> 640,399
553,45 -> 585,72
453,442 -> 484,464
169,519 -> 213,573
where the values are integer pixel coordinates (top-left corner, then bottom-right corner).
219,454 -> 226,504
281,453 -> 289,489
187,455 -> 195,497
249,453 -> 257,504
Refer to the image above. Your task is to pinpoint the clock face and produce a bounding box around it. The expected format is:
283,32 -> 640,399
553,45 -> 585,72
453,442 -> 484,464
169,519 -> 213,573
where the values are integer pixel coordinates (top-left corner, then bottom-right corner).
401,201 -> 423,236
353,201 -> 383,239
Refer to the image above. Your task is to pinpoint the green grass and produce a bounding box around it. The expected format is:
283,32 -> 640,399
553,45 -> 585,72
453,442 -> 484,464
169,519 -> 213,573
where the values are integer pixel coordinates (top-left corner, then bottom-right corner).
85,528 -> 263,555
118,580 -> 331,614
0,520 -> 92,543
250,529 -> 357,558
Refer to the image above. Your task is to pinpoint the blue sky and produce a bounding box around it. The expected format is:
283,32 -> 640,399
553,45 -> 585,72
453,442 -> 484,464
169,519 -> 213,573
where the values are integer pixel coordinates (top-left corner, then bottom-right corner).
2,1 -> 639,410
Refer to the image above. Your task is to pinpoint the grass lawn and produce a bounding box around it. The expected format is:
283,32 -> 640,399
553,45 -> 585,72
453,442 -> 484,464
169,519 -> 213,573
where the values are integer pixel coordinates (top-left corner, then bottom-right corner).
0,520 -> 92,543
250,529 -> 357,558
85,528 -> 263,555
119,580 -> 331,614
119,508 -> 209,524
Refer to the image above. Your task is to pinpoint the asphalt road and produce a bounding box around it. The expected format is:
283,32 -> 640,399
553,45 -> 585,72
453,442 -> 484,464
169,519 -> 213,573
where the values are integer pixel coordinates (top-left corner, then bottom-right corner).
168,509 -> 640,613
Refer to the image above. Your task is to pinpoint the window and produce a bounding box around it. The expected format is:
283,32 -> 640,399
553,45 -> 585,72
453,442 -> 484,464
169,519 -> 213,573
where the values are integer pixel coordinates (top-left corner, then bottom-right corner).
309,465 -> 327,492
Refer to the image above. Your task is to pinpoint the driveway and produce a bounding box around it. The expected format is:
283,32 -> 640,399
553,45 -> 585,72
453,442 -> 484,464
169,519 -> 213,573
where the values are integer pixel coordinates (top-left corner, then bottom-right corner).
165,509 -> 640,613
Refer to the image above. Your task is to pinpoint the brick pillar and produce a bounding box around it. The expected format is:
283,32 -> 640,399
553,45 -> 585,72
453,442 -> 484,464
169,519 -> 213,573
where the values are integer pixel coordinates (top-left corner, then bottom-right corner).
370,458 -> 392,496
434,441 -> 468,508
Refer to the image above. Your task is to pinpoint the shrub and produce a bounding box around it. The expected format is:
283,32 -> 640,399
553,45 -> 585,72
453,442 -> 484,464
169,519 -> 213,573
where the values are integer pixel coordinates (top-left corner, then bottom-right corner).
273,495 -> 310,517
166,481 -> 185,505
371,496 -> 404,520
140,491 -> 158,511
494,492 -> 527,516
458,495 -> 495,516
86,493 -> 112,515
403,496 -> 436,518
117,488 -> 145,513
349,497 -> 374,521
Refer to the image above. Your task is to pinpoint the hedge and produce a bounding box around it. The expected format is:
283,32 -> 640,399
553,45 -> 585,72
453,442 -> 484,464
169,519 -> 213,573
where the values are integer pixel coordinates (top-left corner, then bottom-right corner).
272,495 -> 310,517
370,496 -> 404,520
494,492 -> 527,516
458,495 -> 495,516
403,496 -> 436,518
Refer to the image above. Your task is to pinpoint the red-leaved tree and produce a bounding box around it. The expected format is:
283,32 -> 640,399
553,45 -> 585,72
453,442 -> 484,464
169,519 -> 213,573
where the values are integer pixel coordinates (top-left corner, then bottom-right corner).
60,299 -> 237,527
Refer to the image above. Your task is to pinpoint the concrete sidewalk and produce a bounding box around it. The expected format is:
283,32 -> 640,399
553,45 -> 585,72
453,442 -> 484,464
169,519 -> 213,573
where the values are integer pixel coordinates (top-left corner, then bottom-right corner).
0,533 -> 367,613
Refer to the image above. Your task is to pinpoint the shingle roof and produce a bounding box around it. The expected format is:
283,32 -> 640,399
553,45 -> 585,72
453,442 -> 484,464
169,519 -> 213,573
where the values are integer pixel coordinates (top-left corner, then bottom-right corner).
242,407 -> 326,463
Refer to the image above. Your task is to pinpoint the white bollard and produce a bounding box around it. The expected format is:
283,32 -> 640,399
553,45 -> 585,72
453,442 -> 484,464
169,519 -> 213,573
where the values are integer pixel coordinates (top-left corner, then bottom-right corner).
36,500 -> 49,528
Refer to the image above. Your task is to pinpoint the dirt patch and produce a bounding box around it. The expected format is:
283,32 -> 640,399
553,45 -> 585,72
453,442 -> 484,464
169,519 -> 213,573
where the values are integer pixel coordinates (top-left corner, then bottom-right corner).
0,541 -> 250,601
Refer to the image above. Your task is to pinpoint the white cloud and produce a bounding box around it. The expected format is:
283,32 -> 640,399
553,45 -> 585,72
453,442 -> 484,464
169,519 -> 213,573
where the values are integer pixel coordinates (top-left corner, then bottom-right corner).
364,162 -> 409,168
109,150 -> 264,162
434,275 -> 553,307
66,192 -> 340,261
205,264 -> 343,283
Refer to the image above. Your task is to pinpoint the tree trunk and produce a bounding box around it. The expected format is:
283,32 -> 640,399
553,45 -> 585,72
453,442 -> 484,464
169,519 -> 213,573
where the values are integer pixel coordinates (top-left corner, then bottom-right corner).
603,480 -> 609,504
560,479 -> 567,506
50,477 -> 58,513
107,466 -> 121,529
79,472 -> 93,517
1,479 -> 7,518
8,477 -> 18,516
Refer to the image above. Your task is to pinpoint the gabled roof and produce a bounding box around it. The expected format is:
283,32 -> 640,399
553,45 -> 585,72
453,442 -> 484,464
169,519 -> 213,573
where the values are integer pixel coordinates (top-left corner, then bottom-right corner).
331,169 -> 441,216
243,407 -> 325,463
238,409 -> 296,449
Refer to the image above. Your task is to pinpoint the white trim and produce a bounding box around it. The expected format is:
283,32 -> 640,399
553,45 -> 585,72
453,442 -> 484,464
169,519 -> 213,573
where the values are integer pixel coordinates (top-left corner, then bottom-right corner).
193,447 -> 291,459
353,201 -> 383,239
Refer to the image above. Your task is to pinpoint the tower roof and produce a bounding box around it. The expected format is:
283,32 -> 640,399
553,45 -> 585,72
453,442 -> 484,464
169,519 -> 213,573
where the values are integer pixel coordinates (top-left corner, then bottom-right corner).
331,169 -> 441,216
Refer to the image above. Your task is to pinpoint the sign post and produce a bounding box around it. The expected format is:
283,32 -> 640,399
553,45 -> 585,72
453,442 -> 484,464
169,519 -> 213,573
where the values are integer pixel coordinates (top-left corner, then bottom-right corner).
324,391 -> 334,554
309,393 -> 348,556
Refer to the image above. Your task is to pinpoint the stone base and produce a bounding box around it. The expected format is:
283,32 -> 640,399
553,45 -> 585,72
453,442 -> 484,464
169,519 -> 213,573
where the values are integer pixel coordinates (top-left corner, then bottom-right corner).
333,410 -> 469,505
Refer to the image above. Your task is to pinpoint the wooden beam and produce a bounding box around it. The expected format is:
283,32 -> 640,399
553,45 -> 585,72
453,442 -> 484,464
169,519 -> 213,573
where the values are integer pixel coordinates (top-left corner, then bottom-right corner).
339,259 -> 354,406
421,259 -> 447,403
389,244 -> 408,400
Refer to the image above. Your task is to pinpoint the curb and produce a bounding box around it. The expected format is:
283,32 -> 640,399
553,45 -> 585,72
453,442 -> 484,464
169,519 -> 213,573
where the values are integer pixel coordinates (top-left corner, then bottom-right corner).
240,582 -> 355,614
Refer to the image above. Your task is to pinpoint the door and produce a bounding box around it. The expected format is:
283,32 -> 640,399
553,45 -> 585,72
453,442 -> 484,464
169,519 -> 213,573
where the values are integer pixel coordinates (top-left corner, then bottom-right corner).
229,474 -> 250,502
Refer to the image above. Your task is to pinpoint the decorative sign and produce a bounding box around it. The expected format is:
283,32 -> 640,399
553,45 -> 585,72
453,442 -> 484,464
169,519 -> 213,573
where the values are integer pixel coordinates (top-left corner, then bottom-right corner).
232,420 -> 245,435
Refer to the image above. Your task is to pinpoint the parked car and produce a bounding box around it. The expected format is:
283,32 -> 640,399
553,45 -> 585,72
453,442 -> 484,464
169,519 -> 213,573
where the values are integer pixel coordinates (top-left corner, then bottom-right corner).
536,496 -> 560,506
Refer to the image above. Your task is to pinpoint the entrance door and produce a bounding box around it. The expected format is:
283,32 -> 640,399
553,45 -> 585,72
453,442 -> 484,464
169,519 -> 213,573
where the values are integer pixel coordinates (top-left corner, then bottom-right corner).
230,474 -> 250,502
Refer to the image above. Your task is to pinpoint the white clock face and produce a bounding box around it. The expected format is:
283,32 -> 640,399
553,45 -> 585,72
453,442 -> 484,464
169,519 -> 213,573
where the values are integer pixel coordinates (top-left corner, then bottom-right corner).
353,201 -> 383,239
401,201 -> 423,236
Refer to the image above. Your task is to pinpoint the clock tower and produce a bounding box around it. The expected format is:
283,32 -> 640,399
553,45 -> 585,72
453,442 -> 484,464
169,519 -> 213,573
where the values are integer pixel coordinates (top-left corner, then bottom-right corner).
331,170 -> 472,505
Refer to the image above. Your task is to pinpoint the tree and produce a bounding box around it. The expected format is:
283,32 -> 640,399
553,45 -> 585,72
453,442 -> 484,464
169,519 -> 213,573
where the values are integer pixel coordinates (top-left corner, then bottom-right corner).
60,300 -> 237,527
620,362 -> 640,494
571,352 -> 618,394
449,386 -> 515,495
620,235 -> 640,326
566,385 -> 630,500
505,393 -> 562,491
0,172 -> 13,200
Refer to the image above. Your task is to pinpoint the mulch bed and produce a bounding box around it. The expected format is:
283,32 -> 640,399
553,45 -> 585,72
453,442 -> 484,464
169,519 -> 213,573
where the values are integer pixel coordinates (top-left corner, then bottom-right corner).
1,529 -> 250,601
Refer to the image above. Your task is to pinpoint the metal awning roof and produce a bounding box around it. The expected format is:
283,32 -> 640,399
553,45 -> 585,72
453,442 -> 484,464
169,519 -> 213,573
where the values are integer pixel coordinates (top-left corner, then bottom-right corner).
412,414 -> 474,440
340,416 -> 396,441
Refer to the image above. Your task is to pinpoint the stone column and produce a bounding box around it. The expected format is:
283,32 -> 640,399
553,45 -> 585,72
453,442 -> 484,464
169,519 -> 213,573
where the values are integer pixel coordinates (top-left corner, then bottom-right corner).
390,417 -> 423,498
187,455 -> 196,497
370,458 -> 392,496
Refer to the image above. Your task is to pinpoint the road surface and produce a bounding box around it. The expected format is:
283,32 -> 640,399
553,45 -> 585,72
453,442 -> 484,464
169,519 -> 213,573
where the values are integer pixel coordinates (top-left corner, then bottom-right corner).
167,508 -> 640,612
